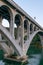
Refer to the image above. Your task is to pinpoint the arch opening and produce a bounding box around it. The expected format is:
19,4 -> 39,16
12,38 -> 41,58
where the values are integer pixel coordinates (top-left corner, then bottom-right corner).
0,5 -> 13,40
34,26 -> 36,31
2,19 -> 9,28
14,14 -> 21,39
30,23 -> 33,34
0,5 -> 13,29
0,5 -> 11,21
27,34 -> 42,56
24,20 -> 28,42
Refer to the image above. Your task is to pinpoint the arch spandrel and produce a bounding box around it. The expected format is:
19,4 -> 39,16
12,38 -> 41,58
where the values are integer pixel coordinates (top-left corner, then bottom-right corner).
26,30 -> 43,54
0,5 -> 13,21
0,1 -> 6,7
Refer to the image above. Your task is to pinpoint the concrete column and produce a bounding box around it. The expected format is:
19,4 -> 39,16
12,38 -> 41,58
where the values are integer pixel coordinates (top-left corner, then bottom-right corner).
0,15 -> 2,40
32,24 -> 34,33
17,26 -> 19,39
21,16 -> 24,49
0,16 -> 2,25
30,22 -> 33,34
29,22 -> 31,34
34,26 -> 36,31
33,25 -> 35,32
19,26 -> 21,37
36,27 -> 39,31
10,14 -> 14,37
27,21 -> 30,39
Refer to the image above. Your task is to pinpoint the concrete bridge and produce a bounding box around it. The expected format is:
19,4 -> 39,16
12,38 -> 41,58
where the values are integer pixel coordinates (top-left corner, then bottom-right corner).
0,0 -> 43,59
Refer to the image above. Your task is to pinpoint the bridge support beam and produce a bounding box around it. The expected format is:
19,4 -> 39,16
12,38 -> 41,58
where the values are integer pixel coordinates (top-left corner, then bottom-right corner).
10,14 -> 14,37
33,25 -> 35,32
21,16 -> 25,55
17,26 -> 20,39
0,15 -> 2,40
21,19 -> 24,48
32,24 -> 34,33
27,21 -> 30,39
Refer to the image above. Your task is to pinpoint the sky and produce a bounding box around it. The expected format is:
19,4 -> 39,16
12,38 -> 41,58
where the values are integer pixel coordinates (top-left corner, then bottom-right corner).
2,0 -> 43,28
13,0 -> 43,28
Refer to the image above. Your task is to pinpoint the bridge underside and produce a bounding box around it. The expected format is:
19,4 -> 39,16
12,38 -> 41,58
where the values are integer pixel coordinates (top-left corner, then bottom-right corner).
0,24 -> 43,56
0,1 -> 43,59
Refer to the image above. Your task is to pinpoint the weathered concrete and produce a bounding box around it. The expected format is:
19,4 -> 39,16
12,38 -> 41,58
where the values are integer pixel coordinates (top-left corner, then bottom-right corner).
24,30 -> 43,54
0,0 -> 43,58
0,40 -> 12,55
0,25 -> 23,56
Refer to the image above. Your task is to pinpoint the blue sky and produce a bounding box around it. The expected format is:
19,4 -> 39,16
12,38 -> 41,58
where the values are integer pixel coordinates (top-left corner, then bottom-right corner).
13,0 -> 43,27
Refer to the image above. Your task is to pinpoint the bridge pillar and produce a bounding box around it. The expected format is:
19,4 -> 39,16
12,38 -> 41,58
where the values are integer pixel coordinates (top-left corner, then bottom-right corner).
0,15 -> 2,24
21,16 -> 24,54
0,15 -> 2,40
27,21 -> 30,39
36,27 -> 39,31
17,26 -> 20,39
33,25 -> 35,32
10,14 -> 14,37
32,24 -> 34,33
30,23 -> 34,34
17,26 -> 21,40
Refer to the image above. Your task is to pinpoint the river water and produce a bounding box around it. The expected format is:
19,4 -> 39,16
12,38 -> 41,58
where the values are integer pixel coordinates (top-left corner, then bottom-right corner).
0,53 -> 43,65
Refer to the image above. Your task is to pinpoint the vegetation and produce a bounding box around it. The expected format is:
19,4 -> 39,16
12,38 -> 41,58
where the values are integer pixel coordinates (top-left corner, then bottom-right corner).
27,34 -> 42,55
39,58 -> 43,65
0,31 -> 42,65
0,49 -> 4,60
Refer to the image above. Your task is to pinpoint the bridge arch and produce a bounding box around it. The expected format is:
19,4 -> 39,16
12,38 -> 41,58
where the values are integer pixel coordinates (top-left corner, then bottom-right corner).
24,20 -> 28,29
26,30 -> 43,55
0,5 -> 13,31
0,5 -> 15,37
0,5 -> 13,22
0,25 -> 23,56
14,14 -> 22,40
15,14 -> 21,27
30,23 -> 33,34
